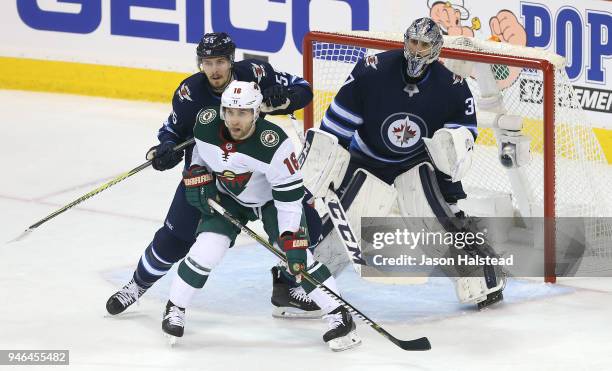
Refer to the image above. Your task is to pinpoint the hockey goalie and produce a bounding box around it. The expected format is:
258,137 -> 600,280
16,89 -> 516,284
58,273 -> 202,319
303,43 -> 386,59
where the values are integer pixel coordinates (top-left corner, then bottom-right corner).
297,17 -> 521,310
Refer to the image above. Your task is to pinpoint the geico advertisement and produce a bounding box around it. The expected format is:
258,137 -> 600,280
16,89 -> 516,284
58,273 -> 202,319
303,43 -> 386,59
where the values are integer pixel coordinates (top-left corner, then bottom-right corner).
0,0 -> 371,74
1,0 -> 611,127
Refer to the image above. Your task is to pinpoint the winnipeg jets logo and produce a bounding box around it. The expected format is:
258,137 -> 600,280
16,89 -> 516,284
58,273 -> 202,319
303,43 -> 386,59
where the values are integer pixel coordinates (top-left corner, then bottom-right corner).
380,113 -> 427,154
251,63 -> 267,83
364,55 -> 378,70
404,84 -> 420,97
452,74 -> 464,85
177,83 -> 192,102
392,122 -> 418,146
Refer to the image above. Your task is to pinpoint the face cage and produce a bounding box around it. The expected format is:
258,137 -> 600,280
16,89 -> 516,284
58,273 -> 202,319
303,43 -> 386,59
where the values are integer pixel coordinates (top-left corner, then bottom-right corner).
403,39 -> 439,77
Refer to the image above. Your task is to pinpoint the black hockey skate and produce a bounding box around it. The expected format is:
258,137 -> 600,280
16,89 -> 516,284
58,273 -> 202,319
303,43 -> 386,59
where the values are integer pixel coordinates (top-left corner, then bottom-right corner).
323,306 -> 361,351
162,300 -> 185,345
105,279 -> 147,315
477,289 -> 504,310
271,266 -> 323,319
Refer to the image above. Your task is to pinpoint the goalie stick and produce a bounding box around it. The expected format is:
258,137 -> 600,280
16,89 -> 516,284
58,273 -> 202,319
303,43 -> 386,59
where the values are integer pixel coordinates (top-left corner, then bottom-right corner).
208,198 -> 431,351
321,187 -> 367,274
9,138 -> 195,243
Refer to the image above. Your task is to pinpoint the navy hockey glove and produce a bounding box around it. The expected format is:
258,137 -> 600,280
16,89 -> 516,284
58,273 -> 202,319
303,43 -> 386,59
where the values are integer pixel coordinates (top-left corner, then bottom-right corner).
183,165 -> 218,216
279,228 -> 309,277
261,85 -> 295,112
146,141 -> 184,171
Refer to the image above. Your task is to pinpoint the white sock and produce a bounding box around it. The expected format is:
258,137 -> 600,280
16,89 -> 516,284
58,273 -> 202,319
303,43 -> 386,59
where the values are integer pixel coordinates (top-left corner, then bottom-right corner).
307,276 -> 341,314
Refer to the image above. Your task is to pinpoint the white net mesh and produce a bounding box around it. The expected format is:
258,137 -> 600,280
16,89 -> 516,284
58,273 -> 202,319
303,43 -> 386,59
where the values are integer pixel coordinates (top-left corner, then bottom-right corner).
306,32 -> 612,272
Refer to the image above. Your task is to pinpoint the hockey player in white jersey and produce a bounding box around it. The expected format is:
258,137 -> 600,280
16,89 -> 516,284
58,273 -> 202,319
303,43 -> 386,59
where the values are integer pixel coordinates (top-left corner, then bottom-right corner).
301,17 -> 506,309
161,81 -> 361,351
105,32 -> 322,320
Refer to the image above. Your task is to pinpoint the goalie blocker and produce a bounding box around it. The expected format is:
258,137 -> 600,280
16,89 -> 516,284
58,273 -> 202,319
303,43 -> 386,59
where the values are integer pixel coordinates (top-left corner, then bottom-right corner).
299,128 -> 505,308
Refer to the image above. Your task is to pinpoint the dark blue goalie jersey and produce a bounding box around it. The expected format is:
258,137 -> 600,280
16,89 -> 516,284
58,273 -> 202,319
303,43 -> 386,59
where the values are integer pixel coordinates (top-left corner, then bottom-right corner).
157,59 -> 312,167
320,49 -> 477,169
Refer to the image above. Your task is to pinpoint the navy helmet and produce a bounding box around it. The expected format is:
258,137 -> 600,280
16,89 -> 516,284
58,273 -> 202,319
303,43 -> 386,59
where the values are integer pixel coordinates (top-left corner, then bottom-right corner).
196,32 -> 236,69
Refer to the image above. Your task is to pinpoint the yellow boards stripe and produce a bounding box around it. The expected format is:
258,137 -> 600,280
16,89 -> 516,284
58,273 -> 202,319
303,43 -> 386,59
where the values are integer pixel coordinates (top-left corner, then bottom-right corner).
0,56 -> 305,119
0,56 -> 188,102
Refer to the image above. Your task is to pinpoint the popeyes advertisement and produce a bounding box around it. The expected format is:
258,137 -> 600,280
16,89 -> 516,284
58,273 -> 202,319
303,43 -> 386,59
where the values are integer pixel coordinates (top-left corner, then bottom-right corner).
405,0 -> 612,129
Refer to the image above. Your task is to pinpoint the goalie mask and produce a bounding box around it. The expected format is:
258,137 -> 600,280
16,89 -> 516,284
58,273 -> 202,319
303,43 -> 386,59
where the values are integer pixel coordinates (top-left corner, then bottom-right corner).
404,17 -> 443,78
220,81 -> 263,135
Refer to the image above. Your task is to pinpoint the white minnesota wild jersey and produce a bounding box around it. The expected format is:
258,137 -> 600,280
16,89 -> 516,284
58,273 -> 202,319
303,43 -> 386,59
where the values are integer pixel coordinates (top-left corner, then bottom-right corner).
190,106 -> 305,230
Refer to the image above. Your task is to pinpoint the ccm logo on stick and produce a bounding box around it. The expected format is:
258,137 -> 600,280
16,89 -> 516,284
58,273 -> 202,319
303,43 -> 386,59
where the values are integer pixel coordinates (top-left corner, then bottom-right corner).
326,200 -> 366,266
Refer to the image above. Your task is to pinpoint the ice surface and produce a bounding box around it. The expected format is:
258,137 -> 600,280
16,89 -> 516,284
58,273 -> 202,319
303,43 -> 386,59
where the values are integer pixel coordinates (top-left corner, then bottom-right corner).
1,90 -> 611,371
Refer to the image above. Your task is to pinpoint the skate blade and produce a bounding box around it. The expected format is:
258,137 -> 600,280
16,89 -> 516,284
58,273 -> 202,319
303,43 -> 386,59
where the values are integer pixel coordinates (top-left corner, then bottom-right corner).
327,330 -> 362,352
272,307 -> 324,319
477,292 -> 504,310
164,333 -> 179,347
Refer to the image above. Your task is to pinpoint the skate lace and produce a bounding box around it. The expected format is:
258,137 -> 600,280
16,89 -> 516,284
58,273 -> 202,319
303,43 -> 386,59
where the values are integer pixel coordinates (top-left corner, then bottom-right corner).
289,287 -> 313,303
115,280 -> 145,307
324,312 -> 344,330
166,306 -> 185,327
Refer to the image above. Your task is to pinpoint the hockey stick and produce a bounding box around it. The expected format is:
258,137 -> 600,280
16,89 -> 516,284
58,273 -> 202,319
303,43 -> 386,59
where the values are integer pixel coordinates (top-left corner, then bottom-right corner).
288,113 -> 306,145
207,198 -> 431,351
9,139 -> 195,243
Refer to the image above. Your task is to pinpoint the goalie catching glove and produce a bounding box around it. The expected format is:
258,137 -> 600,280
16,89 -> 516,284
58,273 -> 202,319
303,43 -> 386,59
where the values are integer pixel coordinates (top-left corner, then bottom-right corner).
183,165 -> 218,216
279,228 -> 309,277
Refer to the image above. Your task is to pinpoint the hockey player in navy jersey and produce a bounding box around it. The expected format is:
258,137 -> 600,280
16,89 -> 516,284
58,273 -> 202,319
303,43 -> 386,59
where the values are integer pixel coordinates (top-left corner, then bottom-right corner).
106,32 -> 323,318
301,17 -> 505,309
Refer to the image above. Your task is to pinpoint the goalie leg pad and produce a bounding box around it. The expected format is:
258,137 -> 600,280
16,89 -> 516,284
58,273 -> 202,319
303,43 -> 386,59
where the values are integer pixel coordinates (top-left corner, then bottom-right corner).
314,169 -> 397,276
395,163 -> 506,305
455,274 -> 506,306
395,162 -> 448,219
394,163 -> 462,267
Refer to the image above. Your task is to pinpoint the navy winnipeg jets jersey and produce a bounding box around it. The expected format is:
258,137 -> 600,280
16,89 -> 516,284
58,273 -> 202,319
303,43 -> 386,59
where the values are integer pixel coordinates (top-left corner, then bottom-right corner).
320,49 -> 477,168
157,59 -> 312,167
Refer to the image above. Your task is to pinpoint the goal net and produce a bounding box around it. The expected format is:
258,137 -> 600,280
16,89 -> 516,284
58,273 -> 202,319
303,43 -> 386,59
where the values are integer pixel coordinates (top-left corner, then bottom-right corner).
302,31 -> 612,282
